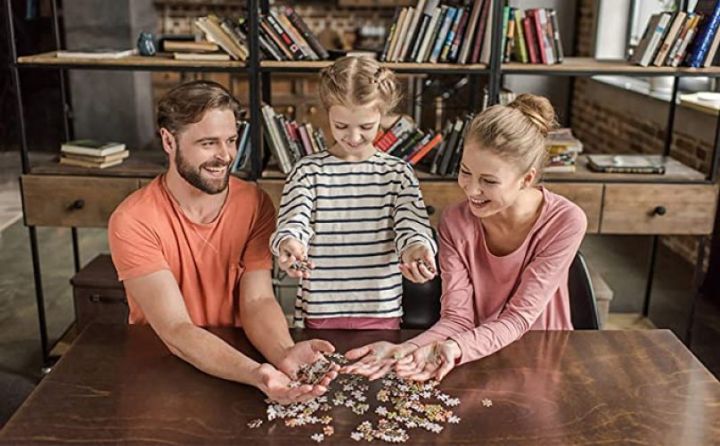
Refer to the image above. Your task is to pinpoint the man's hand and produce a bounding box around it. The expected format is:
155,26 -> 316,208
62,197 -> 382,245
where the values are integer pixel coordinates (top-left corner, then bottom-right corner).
394,339 -> 461,382
278,237 -> 314,279
342,341 -> 418,380
253,363 -> 325,405
277,339 -> 338,385
399,243 -> 436,284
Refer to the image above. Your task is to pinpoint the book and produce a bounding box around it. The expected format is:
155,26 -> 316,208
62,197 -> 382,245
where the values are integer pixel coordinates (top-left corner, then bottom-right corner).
523,16 -> 540,64
56,48 -> 135,59
586,155 -> 666,174
59,156 -> 125,169
408,132 -> 442,165
61,150 -> 130,164
478,0 -> 494,64
163,40 -> 219,53
458,0 -> 484,64
381,8 -> 402,61
653,12 -> 686,66
273,9 -> 318,60
548,9 -> 564,63
60,140 -> 126,157
429,6 -> 456,63
402,0 -> 427,61
264,12 -> 305,60
672,13 -> 702,67
470,0 -> 491,64
409,0 -> 439,62
685,0 -> 720,67
416,6 -> 443,63
173,52 -> 231,61
440,6 -> 463,62
283,6 -> 329,60
513,9 -> 528,63
449,6 -> 469,62
631,13 -> 663,65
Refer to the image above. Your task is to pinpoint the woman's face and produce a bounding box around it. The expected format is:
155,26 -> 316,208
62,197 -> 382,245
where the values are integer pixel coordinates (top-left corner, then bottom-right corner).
457,143 -> 535,219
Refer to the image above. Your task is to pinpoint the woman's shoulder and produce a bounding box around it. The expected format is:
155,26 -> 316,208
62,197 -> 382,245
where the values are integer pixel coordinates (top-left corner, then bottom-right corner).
540,187 -> 588,234
439,200 -> 474,231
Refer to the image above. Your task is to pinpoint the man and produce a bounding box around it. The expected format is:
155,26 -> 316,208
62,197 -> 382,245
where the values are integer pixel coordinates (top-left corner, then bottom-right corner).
109,80 -> 334,404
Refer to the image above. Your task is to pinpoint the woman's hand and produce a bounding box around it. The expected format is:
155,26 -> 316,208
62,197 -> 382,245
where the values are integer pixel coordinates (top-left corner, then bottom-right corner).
399,243 -> 436,284
394,339 -> 461,382
342,341 -> 418,380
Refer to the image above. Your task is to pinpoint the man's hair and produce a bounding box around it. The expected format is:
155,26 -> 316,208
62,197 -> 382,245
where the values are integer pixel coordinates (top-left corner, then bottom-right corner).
157,80 -> 242,134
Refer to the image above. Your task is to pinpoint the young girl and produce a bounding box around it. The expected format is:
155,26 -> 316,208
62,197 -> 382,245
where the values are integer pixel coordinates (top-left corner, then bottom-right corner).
269,56 -> 437,330
344,93 -> 587,380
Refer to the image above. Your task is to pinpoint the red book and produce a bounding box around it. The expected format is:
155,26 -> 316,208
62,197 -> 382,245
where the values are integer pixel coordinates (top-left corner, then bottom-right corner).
470,0 -> 491,63
409,133 -> 442,165
529,9 -> 547,64
523,17 -> 539,64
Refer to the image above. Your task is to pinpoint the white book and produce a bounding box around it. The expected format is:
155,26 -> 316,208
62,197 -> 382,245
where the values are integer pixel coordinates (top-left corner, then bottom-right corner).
392,7 -> 415,62
399,0 -> 426,61
416,7 -> 442,63
56,48 -> 135,59
61,140 -> 126,157
261,106 -> 292,174
386,8 -> 408,62
640,12 -> 671,67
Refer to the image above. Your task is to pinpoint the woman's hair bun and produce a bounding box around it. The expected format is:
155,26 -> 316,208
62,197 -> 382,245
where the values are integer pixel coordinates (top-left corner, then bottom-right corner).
508,93 -> 557,136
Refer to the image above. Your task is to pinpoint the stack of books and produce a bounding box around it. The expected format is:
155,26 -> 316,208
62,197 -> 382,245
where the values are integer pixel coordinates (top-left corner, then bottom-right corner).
544,128 -> 583,173
380,0 -> 495,64
631,1 -> 720,68
262,105 -> 328,174
374,116 -> 443,165
185,14 -> 248,61
60,140 -> 129,169
426,114 -> 474,177
501,7 -> 564,64
259,7 -> 329,61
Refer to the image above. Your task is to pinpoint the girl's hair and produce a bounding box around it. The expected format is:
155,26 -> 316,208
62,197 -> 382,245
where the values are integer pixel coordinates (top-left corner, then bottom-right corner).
464,93 -> 558,177
319,56 -> 401,115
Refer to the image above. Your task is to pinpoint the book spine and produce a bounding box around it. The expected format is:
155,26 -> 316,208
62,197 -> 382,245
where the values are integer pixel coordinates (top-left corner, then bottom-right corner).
458,0 -> 483,64
640,13 -> 671,67
449,7 -> 470,62
417,7 -> 443,63
500,6 -> 510,64
549,9 -> 564,63
430,7 -> 455,63
530,10 -> 548,64
259,19 -> 294,60
523,17 -> 539,64
440,7 -> 463,63
284,6 -> 329,59
274,9 -> 317,60
258,29 -> 286,60
686,5 -> 720,67
381,8 -> 402,62
514,9 -> 528,63
470,0 -> 490,64
265,12 -> 305,60
504,8 -> 516,62
409,133 -> 442,165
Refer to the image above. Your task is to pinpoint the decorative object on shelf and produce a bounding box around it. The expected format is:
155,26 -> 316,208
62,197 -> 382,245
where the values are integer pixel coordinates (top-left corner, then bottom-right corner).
136,32 -> 158,57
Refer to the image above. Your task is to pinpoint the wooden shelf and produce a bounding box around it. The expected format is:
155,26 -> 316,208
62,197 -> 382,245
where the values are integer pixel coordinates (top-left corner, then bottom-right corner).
262,154 -> 707,184
16,51 -> 248,71
30,152 -> 168,178
260,60 -> 488,74
503,57 -> 720,77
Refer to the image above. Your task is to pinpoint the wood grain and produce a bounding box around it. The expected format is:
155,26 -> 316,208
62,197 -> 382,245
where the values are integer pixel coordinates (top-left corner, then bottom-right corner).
21,175 -> 139,227
601,184 -> 718,234
543,183 -> 603,233
1,325 -> 718,445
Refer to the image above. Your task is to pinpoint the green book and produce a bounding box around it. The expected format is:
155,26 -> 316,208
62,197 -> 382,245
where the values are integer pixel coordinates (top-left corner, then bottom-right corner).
514,9 -> 528,63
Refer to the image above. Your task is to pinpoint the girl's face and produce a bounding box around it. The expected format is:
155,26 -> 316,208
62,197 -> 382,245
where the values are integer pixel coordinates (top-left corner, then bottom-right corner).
328,104 -> 382,160
457,143 -> 536,219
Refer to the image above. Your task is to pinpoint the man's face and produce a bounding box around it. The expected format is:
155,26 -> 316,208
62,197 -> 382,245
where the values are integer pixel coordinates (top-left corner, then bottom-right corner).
171,108 -> 238,195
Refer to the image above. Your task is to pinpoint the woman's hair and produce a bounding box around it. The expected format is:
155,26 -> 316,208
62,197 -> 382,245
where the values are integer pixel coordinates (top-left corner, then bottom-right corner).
319,56 -> 401,115
464,93 -> 558,176
157,80 -> 242,134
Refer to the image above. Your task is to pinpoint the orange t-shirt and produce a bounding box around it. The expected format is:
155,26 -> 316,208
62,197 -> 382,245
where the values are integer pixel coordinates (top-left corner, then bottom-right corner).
108,175 -> 276,327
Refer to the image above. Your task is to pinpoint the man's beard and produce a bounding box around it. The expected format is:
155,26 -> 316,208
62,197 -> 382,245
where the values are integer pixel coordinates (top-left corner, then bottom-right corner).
175,146 -> 230,195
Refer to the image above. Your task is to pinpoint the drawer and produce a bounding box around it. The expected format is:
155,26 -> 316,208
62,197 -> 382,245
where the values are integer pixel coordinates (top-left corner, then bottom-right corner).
22,175 -> 139,227
73,287 -> 128,330
543,183 -> 603,233
419,181 -> 465,227
601,184 -> 718,235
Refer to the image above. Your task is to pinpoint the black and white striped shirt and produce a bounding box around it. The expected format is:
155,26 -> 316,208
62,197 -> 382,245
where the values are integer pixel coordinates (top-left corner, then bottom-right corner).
270,151 -> 437,325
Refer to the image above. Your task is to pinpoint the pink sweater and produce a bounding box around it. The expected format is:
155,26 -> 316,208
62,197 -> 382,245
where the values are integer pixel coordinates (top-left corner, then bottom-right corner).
410,187 -> 587,365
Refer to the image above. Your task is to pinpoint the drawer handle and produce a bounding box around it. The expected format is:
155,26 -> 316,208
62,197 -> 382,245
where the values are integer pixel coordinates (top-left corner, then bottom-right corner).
652,206 -> 667,216
68,199 -> 85,210
89,293 -> 126,305
426,205 -> 436,216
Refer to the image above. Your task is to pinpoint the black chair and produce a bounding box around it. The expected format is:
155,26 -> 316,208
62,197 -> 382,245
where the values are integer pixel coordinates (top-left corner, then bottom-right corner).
568,251 -> 600,330
402,249 -> 600,330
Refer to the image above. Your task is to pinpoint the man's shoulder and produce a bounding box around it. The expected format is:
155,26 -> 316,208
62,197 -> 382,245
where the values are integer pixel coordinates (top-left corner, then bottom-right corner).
111,176 -> 166,225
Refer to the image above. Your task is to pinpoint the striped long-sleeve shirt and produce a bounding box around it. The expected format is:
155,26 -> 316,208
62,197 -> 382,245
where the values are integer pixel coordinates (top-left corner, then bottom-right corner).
270,150 -> 437,326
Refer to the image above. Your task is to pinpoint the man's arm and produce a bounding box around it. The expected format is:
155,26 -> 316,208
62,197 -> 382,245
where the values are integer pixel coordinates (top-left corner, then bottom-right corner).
124,269 -> 322,403
239,269 -> 294,366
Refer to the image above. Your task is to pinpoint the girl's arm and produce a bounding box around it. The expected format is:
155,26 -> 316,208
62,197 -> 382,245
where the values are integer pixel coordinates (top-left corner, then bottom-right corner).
269,164 -> 315,256
393,164 -> 437,256
448,209 -> 587,365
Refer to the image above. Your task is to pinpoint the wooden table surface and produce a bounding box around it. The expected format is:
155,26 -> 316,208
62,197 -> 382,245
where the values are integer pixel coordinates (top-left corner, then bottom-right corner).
1,325 -> 719,445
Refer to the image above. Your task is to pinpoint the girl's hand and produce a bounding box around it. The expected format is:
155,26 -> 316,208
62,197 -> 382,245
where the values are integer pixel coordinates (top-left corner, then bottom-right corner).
400,243 -> 437,284
278,237 -> 314,279
342,341 -> 418,380
394,339 -> 461,382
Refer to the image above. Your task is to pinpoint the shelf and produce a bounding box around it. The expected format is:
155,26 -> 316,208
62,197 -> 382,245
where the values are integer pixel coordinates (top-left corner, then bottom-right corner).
502,57 -> 720,77
261,154 -> 707,184
16,51 -> 248,72
260,60 -> 489,74
29,152 -> 168,178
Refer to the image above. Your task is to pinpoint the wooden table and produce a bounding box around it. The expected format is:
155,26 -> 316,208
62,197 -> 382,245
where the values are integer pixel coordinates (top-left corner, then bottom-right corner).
1,325 -> 719,445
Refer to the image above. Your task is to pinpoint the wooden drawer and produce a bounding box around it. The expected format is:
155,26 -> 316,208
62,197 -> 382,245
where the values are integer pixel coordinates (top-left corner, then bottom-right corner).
22,175 -> 139,227
543,183 -> 603,233
419,181 -> 465,227
601,184 -> 718,235
73,287 -> 128,330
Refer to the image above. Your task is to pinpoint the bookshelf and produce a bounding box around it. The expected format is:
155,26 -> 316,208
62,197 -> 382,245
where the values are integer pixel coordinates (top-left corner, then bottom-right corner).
6,0 -> 720,364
